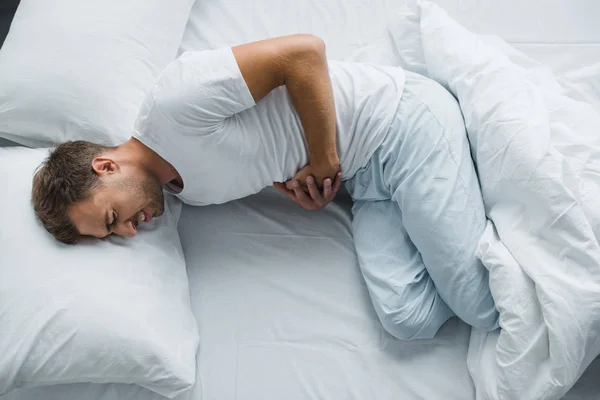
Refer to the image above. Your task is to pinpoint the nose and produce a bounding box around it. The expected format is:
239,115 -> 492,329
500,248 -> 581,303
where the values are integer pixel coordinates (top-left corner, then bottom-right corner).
114,220 -> 137,238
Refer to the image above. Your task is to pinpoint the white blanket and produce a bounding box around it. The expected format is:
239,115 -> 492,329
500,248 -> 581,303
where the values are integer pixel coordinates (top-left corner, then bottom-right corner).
359,1 -> 600,399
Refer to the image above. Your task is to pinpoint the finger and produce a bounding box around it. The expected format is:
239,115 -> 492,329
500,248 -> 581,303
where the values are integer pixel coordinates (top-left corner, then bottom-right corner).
323,172 -> 342,201
273,182 -> 301,203
273,182 -> 287,192
274,182 -> 293,195
285,179 -> 296,190
288,166 -> 310,189
291,180 -> 314,206
322,178 -> 333,200
306,176 -> 324,202
331,172 -> 343,196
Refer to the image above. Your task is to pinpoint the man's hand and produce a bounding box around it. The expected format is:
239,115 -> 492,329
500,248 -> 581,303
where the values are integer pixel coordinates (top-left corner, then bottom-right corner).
291,153 -> 340,188
274,171 -> 342,211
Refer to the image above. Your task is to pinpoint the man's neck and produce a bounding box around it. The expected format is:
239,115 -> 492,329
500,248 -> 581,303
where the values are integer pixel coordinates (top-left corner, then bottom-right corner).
117,137 -> 181,187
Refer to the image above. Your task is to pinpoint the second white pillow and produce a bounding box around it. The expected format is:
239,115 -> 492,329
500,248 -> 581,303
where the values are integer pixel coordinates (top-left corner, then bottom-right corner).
0,0 -> 196,147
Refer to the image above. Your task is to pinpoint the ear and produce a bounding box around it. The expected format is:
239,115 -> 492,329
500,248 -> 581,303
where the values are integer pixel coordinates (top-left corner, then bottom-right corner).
91,157 -> 120,176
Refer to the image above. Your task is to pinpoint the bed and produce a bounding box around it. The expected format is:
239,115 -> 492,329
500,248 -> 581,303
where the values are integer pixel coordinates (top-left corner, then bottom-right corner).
1,1 -> 599,400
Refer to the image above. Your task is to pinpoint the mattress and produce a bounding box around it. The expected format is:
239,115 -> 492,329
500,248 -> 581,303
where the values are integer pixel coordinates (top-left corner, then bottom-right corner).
2,1 -> 599,400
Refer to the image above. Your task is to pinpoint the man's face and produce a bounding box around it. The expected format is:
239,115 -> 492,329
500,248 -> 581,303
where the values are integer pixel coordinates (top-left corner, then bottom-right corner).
68,163 -> 165,239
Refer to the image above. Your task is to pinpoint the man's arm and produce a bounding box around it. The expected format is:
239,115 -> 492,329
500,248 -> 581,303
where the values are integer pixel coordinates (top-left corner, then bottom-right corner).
231,34 -> 340,186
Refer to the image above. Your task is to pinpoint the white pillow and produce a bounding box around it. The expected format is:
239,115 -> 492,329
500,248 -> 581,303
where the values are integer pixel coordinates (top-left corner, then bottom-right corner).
0,147 -> 200,398
0,0 -> 196,147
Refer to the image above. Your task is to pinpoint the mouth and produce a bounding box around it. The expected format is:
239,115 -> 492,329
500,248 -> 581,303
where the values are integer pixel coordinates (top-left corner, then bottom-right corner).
131,209 -> 153,231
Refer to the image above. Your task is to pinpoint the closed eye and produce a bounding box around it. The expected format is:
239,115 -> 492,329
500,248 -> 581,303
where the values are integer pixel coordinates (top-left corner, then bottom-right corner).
105,211 -> 118,235
111,211 -> 118,230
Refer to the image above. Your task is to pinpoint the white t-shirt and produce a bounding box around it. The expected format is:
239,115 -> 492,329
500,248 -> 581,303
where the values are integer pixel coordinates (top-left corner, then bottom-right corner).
133,47 -> 405,206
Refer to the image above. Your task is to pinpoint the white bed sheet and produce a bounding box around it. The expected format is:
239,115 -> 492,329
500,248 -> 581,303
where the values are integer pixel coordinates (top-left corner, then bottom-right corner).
177,189 -> 474,400
2,1 -> 599,400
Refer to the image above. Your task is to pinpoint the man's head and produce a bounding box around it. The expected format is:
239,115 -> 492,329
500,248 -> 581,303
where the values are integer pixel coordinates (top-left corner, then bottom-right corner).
31,140 -> 165,244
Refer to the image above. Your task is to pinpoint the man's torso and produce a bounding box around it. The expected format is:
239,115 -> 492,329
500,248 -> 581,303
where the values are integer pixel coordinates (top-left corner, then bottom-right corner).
133,47 -> 406,205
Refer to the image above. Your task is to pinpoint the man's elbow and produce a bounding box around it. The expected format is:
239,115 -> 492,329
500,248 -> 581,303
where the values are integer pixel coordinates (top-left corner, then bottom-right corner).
303,34 -> 326,58
290,34 -> 326,62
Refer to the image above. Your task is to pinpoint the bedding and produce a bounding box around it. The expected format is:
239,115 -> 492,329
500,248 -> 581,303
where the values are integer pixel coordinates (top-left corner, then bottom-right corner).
0,147 -> 199,398
0,0 -> 196,148
384,1 -> 600,398
2,0 -> 600,400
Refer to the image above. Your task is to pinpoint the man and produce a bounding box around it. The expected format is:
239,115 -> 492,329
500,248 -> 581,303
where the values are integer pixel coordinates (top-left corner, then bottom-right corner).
32,34 -> 499,340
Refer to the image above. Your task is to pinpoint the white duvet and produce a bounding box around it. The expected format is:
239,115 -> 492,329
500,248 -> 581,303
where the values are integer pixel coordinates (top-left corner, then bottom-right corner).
357,1 -> 600,399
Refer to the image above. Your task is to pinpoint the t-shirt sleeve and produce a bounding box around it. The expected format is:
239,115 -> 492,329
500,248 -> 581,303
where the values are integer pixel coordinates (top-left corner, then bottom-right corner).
140,47 -> 256,134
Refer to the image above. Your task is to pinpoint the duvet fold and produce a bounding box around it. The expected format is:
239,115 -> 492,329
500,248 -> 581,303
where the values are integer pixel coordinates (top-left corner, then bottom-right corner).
379,1 -> 600,399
